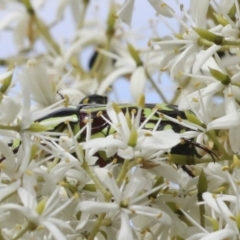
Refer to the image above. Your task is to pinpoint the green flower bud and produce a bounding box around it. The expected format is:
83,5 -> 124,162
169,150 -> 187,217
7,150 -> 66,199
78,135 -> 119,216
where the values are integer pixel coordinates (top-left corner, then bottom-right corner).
36,197 -> 47,215
213,14 -> 229,26
193,27 -> 223,45
128,127 -> 138,147
209,68 -> 231,85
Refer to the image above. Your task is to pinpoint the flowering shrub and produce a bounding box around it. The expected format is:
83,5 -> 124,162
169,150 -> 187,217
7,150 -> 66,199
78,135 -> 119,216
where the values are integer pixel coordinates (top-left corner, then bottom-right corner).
0,0 -> 240,239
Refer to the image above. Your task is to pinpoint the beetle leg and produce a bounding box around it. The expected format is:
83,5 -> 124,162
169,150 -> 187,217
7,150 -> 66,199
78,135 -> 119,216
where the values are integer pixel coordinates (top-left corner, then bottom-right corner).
180,137 -> 218,163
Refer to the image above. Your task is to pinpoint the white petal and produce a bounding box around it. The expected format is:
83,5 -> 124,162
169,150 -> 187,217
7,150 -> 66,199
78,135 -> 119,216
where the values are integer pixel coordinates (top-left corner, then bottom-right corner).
139,130 -> 181,150
130,205 -> 171,225
0,96 -> 21,124
13,14 -> 29,50
83,138 -> 124,150
118,211 -> 134,240
192,45 -> 221,74
42,221 -> 67,240
0,180 -> 21,202
207,112 -> 240,130
171,44 -> 196,79
94,168 -> 121,201
202,192 -> 238,232
130,66 -> 147,103
200,229 -> 236,240
229,127 -> 240,153
18,187 -> 36,209
23,59 -> 55,106
98,67 -> 134,95
148,0 -> 174,18
0,139 -> 16,166
222,24 -> 239,39
78,201 -> 118,213
190,0 -> 209,27
124,176 -> 146,200
117,0 -> 135,25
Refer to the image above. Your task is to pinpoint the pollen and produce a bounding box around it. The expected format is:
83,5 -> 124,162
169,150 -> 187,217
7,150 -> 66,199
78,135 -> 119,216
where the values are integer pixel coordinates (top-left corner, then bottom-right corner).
144,132 -> 152,136
131,109 -> 137,115
37,225 -> 45,230
160,67 -> 167,71
73,192 -> 79,199
177,116 -> 182,122
97,111 -> 102,117
157,213 -> 162,218
222,166 -> 229,171
192,97 -> 199,102
131,209 -> 136,214
229,216 -> 236,221
15,224 -> 22,230
107,171 -> 113,178
25,169 -> 33,175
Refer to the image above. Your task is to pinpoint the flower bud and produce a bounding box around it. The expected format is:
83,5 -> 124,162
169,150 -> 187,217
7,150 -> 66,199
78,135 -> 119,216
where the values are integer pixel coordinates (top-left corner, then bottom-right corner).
193,27 -> 223,45
209,68 -> 231,85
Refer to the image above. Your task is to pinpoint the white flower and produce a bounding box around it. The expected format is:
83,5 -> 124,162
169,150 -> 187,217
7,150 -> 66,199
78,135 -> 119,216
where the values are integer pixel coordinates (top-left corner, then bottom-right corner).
78,168 -> 171,239
0,187 -> 75,240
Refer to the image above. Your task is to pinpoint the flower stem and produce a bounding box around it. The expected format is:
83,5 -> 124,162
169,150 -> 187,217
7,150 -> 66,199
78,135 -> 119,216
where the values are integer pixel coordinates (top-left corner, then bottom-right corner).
206,130 -> 231,159
116,159 -> 129,184
87,213 -> 106,240
82,161 -> 111,198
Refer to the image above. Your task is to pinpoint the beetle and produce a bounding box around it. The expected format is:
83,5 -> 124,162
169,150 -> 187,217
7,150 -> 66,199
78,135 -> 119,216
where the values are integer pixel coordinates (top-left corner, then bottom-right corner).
1,94 -> 217,170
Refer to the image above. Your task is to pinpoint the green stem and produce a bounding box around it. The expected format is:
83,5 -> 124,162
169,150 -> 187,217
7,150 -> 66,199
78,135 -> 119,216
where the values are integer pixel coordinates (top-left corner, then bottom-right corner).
82,162 -> 110,197
87,187 -> 112,240
87,213 -> 106,240
0,125 -> 20,132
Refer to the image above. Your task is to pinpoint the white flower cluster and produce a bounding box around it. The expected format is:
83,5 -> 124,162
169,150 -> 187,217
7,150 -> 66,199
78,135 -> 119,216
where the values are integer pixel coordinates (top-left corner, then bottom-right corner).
0,0 -> 240,239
